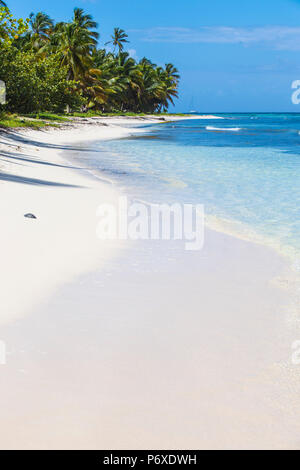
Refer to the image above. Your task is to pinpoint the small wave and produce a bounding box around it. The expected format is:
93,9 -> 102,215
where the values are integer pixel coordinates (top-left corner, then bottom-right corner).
205,214 -> 298,262
206,126 -> 242,132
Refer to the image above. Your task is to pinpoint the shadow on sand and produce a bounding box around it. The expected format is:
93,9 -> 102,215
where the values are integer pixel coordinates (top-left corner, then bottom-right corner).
0,129 -> 85,187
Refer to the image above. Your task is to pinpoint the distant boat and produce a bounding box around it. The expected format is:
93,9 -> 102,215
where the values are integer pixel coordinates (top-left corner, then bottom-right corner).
188,96 -> 198,114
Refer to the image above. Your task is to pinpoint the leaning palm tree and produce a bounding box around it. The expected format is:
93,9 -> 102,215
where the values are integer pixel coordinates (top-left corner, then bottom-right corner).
81,67 -> 119,109
105,28 -> 129,54
0,1 -> 7,7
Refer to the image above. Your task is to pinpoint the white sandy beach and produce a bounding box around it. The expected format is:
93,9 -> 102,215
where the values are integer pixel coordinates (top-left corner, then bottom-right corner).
0,114 -> 221,325
0,115 -> 300,450
0,122 -> 121,325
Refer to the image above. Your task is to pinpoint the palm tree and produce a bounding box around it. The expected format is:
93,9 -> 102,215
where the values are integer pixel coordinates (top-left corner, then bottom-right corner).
81,67 -> 119,109
43,9 -> 99,82
0,1 -> 7,7
105,28 -> 129,53
28,12 -> 54,49
165,63 -> 180,83
72,8 -> 99,41
108,52 -> 138,111
49,23 -> 95,80
131,59 -> 161,112
155,64 -> 180,112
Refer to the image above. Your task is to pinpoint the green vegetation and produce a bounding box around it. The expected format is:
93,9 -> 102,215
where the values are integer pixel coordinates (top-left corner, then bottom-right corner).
0,6 -> 180,118
0,112 -> 56,128
0,6 -> 28,46
25,112 -> 71,122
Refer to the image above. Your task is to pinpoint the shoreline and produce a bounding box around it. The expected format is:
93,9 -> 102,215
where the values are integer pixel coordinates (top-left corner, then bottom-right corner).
0,116 -> 300,449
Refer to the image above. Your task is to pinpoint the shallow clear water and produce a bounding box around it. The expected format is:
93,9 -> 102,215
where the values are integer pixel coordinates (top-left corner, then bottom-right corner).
75,114 -> 300,262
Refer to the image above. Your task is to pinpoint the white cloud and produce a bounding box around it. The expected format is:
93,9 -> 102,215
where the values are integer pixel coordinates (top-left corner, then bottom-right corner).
128,49 -> 139,60
129,26 -> 300,50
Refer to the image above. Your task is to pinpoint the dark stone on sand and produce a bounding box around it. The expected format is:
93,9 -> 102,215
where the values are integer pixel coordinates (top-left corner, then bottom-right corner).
24,213 -> 37,219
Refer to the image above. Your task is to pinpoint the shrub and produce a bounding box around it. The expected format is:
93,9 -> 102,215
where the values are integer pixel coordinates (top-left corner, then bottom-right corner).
0,47 -> 85,113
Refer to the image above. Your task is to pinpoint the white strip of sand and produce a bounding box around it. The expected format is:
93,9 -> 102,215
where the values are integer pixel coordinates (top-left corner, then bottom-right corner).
0,118 -> 146,325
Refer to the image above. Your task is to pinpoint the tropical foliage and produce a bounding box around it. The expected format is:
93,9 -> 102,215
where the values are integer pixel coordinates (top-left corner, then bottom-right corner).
105,28 -> 129,53
0,7 -> 28,46
0,6 -> 180,114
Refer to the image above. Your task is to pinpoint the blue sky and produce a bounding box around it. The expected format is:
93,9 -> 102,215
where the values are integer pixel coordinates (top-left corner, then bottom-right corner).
7,0 -> 300,112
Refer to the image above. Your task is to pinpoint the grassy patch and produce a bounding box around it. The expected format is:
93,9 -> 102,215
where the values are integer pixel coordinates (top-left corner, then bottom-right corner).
69,111 -> 102,118
24,112 -> 71,122
0,113 -> 58,129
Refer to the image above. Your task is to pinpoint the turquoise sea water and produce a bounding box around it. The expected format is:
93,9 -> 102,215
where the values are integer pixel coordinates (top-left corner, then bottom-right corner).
78,114 -> 300,264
